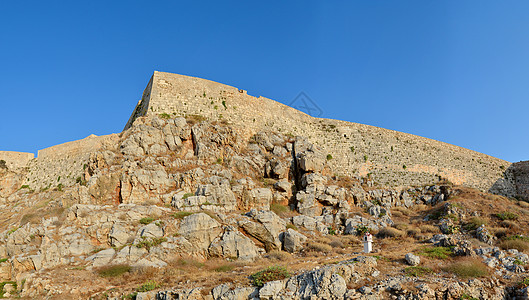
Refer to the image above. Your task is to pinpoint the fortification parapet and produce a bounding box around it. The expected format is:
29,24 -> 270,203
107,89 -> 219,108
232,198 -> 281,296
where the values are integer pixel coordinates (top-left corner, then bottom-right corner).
0,151 -> 34,170
124,71 -> 510,192
24,134 -> 119,190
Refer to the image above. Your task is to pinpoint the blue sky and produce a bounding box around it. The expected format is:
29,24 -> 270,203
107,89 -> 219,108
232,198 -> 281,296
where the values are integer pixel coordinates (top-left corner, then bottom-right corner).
1,1 -> 527,163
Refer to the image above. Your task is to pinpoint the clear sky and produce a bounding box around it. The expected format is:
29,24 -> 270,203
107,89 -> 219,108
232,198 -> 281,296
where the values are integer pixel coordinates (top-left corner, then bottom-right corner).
1,1 -> 527,163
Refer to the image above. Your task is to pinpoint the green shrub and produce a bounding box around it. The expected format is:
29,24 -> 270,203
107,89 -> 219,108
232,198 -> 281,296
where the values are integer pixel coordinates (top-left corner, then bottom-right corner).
355,224 -> 369,235
251,266 -> 290,287
404,266 -> 433,277
495,212 -> 518,221
326,154 -> 333,160
139,217 -> 154,225
97,264 -> 131,277
270,203 -> 289,216
519,277 -> 529,288
418,247 -> 452,259
460,293 -> 479,300
214,264 -> 234,272
0,281 -> 17,297
0,258 -> 7,263
286,223 -> 298,230
56,183 -> 63,191
137,280 -> 160,292
135,237 -> 167,250
173,211 -> 194,219
159,113 -> 171,119
75,176 -> 87,186
463,217 -> 487,231
182,193 -> 195,199
443,259 -> 489,278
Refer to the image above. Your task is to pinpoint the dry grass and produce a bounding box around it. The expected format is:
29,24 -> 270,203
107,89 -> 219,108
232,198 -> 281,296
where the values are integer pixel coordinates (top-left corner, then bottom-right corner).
270,203 -> 294,218
377,227 -> 406,238
500,220 -> 518,229
393,206 -> 413,216
442,258 -> 489,278
499,239 -> 529,252
306,242 -> 332,253
493,227 -> 509,239
419,224 -> 439,233
266,251 -> 293,261
463,217 -> 487,231
518,201 -> 529,208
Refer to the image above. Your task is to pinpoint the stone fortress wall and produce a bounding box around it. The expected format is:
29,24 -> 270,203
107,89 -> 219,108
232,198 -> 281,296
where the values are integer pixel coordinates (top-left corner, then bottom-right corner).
1,134 -> 118,190
0,151 -> 34,170
126,71 -> 511,192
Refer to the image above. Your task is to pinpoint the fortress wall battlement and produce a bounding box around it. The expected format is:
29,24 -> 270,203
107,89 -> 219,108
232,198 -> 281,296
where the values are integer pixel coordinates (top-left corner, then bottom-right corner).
37,134 -> 118,159
23,134 -> 120,190
125,71 -> 510,191
0,151 -> 34,170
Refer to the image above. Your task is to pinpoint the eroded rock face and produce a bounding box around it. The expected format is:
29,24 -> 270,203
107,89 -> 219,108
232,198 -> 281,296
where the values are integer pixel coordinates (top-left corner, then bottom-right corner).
208,226 -> 262,261
282,229 -> 307,253
178,213 -> 222,252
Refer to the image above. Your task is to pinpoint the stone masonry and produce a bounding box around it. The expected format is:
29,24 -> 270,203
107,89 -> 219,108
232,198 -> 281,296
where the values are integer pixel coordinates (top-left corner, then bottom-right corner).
124,71 -> 510,192
0,151 -> 34,170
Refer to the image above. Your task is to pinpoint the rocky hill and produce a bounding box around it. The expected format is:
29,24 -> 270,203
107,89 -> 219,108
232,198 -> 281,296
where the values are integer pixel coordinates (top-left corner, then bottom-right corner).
0,74 -> 528,299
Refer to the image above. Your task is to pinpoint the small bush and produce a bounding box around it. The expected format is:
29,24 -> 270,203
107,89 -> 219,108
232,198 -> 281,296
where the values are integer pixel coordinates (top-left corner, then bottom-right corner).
307,242 -> 332,253
406,228 -> 421,237
251,266 -> 290,287
329,239 -> 345,248
139,217 -> 154,225
135,237 -> 167,250
266,251 -> 292,261
501,220 -> 518,228
159,113 -> 171,119
494,228 -> 508,239
499,239 -> 529,252
355,224 -> 370,235
286,223 -> 298,231
137,280 -> 160,292
0,281 -> 17,297
0,258 -> 7,263
404,266 -> 433,277
214,264 -> 234,272
326,154 -> 333,160
270,203 -> 289,216
182,193 -> 195,199
495,212 -> 518,221
419,224 -> 439,233
418,246 -> 452,259
97,264 -> 131,277
56,183 -> 63,191
464,217 -> 487,231
377,227 -> 405,238
519,277 -> 529,288
443,259 -> 489,278
173,211 -> 194,219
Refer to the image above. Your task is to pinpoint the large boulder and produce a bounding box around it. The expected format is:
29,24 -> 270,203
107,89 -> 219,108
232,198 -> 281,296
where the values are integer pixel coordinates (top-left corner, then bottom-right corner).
196,176 -> 237,211
240,210 -> 286,251
282,229 -> 307,253
178,213 -> 222,251
209,226 -> 262,261
405,253 -> 420,266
